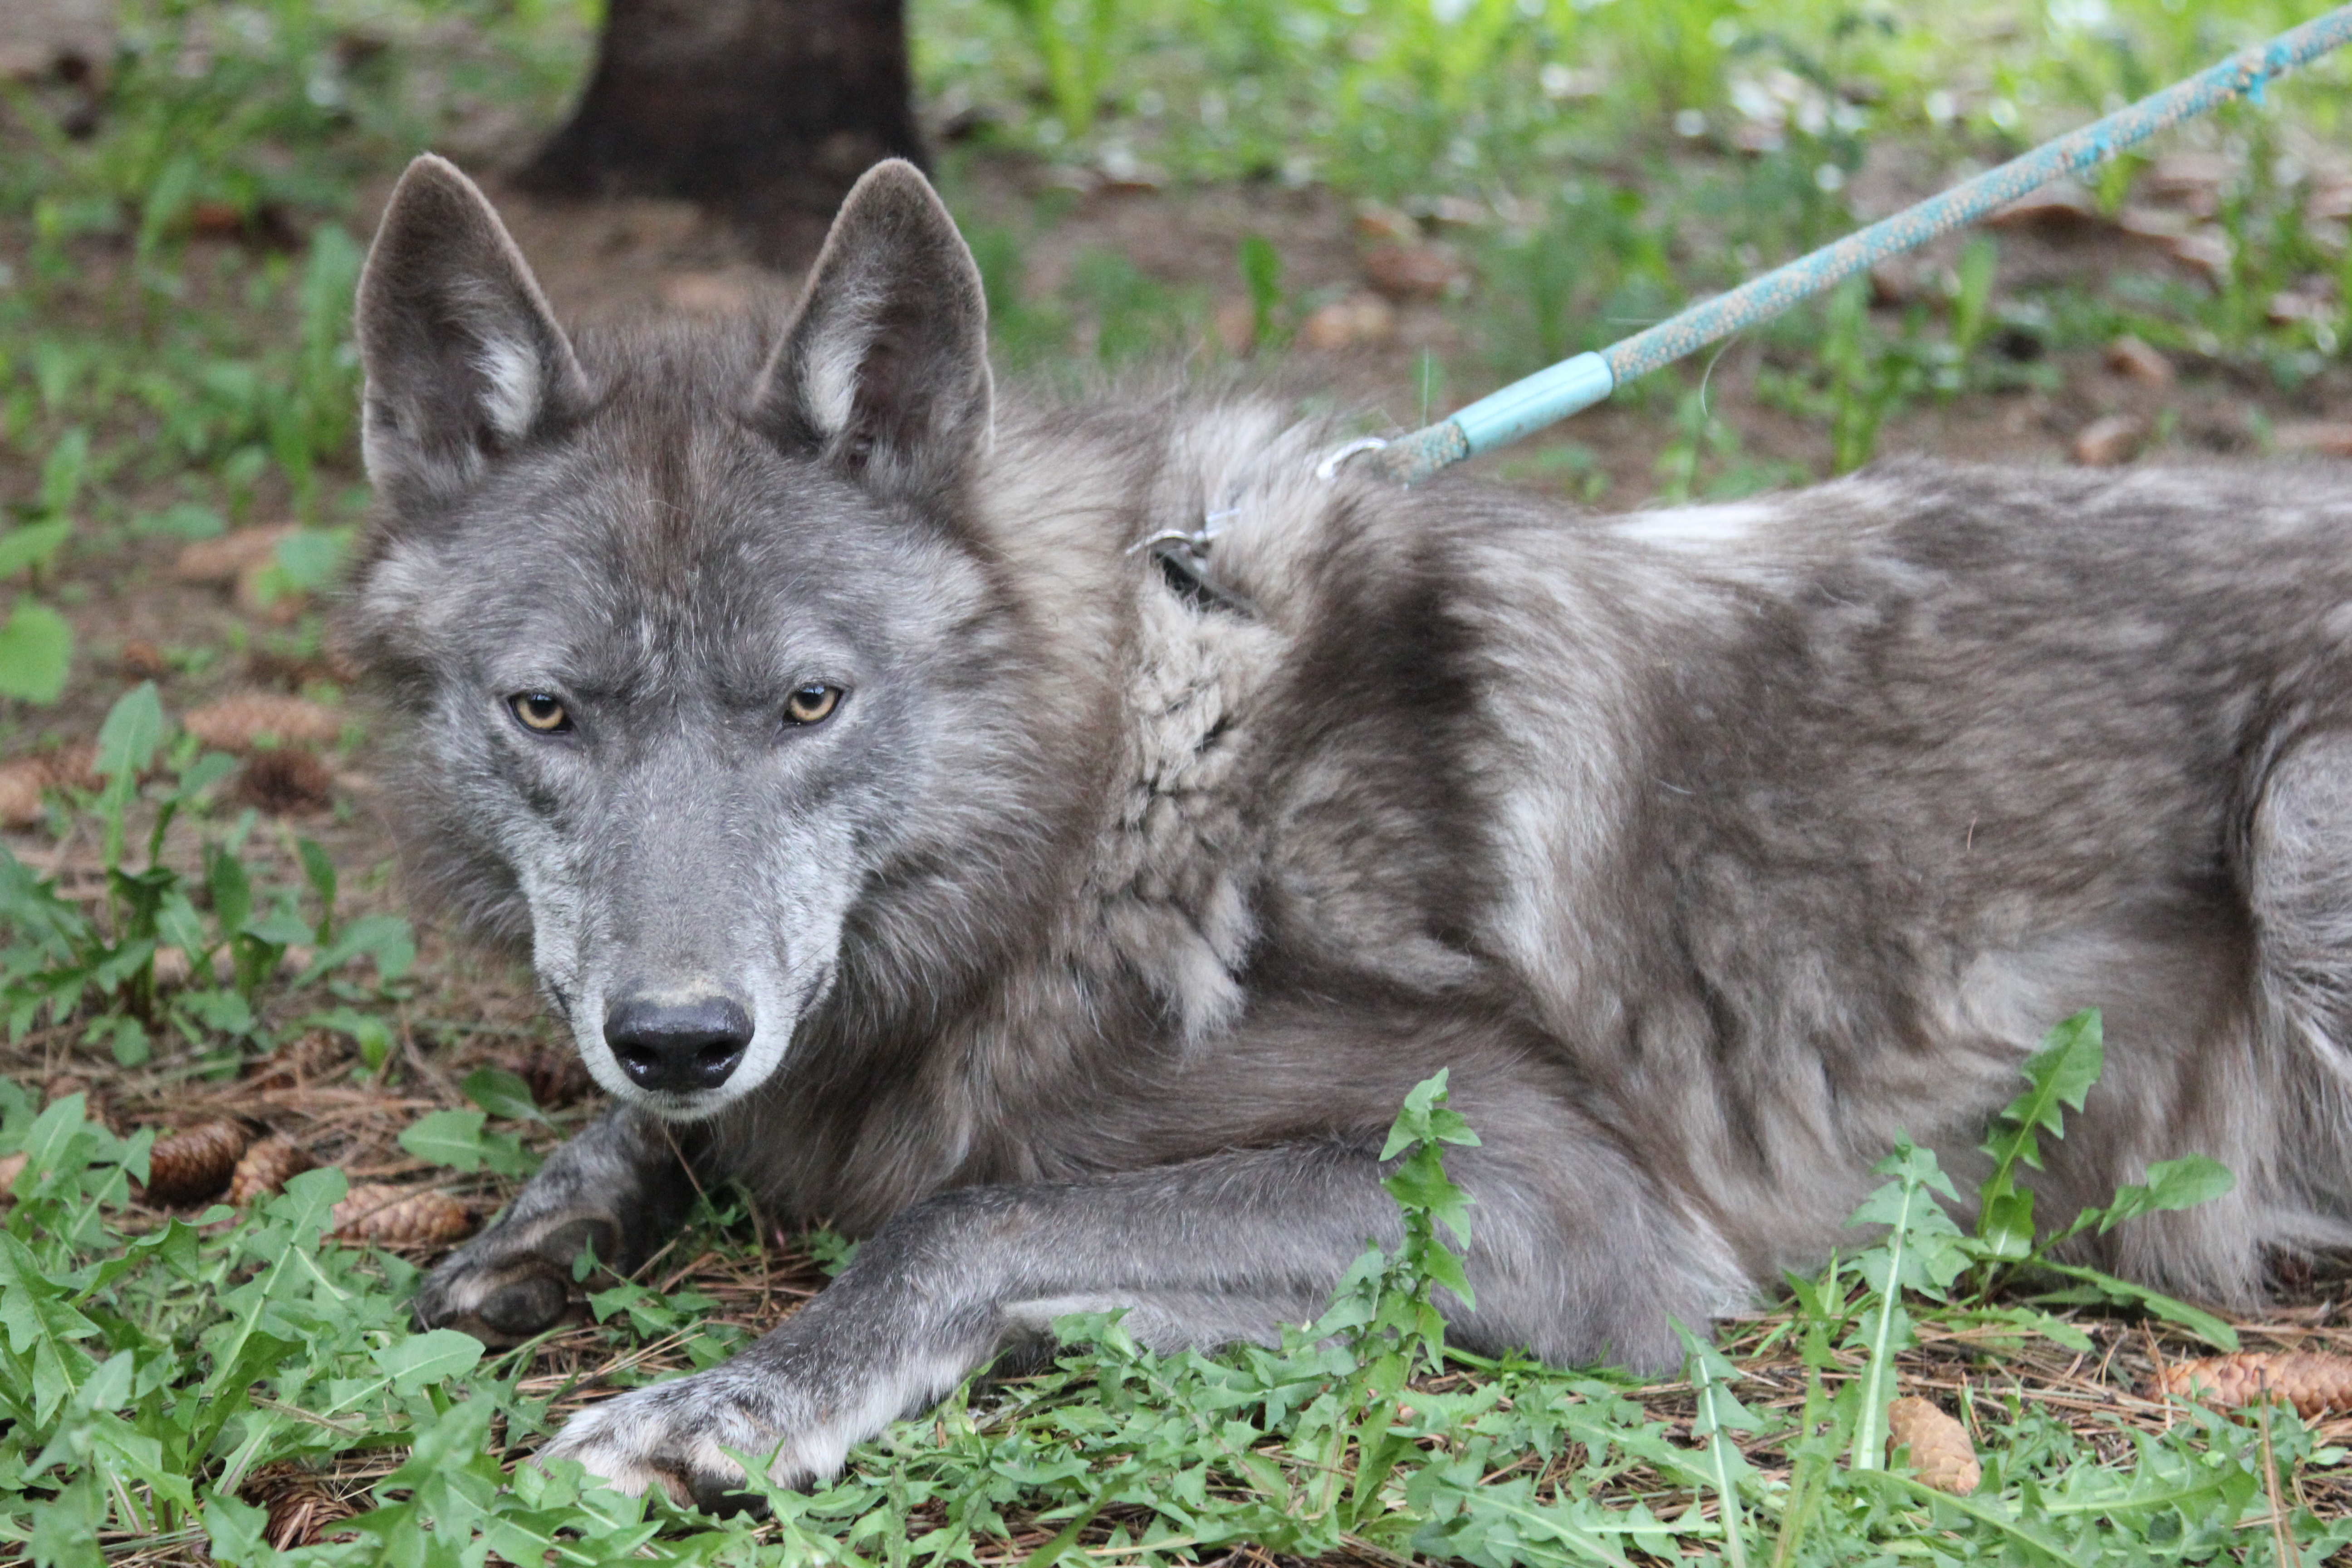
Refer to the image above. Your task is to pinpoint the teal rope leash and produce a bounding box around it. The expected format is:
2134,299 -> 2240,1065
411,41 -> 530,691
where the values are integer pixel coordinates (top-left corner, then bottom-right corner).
1368,3 -> 2352,484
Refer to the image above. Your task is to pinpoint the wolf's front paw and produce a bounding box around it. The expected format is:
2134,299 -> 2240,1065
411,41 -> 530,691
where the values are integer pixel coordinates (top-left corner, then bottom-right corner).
539,1369 -> 833,1513
413,1208 -> 620,1344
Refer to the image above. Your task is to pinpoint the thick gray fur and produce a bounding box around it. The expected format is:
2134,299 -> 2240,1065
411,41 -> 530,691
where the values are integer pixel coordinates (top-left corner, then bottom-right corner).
355,154 -> 2352,1507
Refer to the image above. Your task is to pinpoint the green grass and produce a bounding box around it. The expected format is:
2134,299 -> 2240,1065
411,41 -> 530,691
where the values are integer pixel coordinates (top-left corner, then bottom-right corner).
924,0 -> 2350,196
2,867 -> 2347,1568
5,1 -> 2344,676
1,0 -> 2351,1560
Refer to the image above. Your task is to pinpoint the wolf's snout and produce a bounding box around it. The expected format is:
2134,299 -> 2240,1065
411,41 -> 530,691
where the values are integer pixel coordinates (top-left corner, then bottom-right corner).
603,993 -> 754,1093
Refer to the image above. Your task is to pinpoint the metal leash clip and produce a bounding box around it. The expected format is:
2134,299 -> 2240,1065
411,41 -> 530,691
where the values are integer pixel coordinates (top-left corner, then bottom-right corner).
1130,505 -> 1255,615
1313,436 -> 1389,481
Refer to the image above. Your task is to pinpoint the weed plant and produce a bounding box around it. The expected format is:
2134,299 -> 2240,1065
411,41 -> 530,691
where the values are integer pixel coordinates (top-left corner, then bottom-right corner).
0,686 -> 411,1069
4,981 -> 2350,1563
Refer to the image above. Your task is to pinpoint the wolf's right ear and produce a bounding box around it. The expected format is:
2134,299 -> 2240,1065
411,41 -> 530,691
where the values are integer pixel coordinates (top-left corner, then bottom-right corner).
748,161 -> 992,505
356,155 -> 588,515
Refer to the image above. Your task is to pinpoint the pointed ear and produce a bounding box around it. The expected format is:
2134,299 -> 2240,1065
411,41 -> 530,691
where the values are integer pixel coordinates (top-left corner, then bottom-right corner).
356,155 -> 588,515
748,160 -> 992,501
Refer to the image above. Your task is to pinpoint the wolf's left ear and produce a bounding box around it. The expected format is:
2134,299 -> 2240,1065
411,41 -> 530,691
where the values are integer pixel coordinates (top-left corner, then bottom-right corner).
750,161 -> 993,502
356,155 -> 588,516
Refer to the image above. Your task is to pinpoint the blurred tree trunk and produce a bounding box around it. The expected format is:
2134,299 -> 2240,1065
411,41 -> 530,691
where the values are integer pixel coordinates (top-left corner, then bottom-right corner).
519,0 -> 927,265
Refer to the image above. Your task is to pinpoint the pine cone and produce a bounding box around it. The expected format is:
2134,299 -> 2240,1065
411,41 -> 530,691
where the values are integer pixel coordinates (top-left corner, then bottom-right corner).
121,639 -> 171,680
240,1460 -> 358,1549
0,744 -> 103,828
514,1045 -> 594,1109
245,1030 -> 346,1091
174,524 -> 297,587
228,1136 -> 314,1205
0,758 -> 48,828
143,1121 -> 251,1205
2154,1352 -> 2352,1419
331,1184 -> 474,1246
45,741 -> 100,792
1887,1396 -> 1980,1494
183,693 -> 343,754
232,747 -> 336,815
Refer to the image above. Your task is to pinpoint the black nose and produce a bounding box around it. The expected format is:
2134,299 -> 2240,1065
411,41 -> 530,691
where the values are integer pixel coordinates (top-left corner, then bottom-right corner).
603,993 -> 752,1093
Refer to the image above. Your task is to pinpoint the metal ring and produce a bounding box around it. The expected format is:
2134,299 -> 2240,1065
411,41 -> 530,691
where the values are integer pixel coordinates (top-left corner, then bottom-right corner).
1126,528 -> 1202,556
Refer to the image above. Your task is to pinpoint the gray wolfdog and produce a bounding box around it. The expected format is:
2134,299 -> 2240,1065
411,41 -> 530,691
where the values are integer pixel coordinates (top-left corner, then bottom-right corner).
353,152 -> 2352,1505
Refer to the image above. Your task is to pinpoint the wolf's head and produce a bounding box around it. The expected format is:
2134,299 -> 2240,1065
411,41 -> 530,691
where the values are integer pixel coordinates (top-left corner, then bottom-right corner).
348,155 -> 1065,1118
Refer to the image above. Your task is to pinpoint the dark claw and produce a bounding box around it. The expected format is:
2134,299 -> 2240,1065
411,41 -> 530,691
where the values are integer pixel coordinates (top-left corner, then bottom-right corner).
412,1207 -> 624,1342
690,1477 -> 772,1519
479,1272 -> 570,1337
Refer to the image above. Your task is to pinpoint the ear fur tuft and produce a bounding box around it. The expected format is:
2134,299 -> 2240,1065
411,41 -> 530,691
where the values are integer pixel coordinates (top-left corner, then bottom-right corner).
356,155 -> 588,515
750,160 -> 993,503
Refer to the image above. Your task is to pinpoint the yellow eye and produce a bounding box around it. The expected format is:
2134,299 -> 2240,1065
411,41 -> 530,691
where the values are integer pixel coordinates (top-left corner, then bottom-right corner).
510,692 -> 571,733
785,684 -> 842,725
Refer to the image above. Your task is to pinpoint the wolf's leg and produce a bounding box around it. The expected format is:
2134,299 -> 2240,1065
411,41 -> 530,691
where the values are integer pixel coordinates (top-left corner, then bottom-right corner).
415,1107 -> 700,1343
2239,731 -> 2352,1243
2253,735 -> 2352,1060
539,1131 -> 1729,1508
